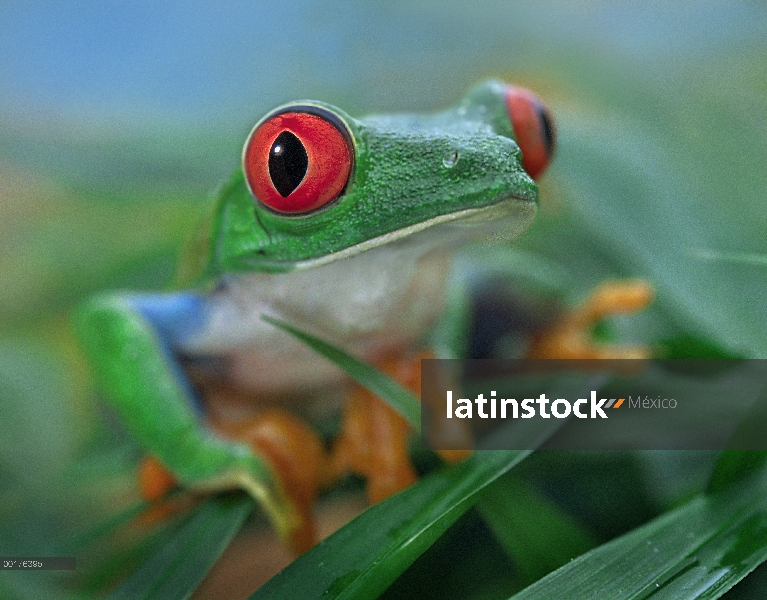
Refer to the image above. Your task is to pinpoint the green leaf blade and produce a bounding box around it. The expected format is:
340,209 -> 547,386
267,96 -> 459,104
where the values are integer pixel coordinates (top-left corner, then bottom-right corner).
108,494 -> 253,600
250,450 -> 529,600
478,474 -> 598,585
507,467 -> 767,600
262,315 -> 421,432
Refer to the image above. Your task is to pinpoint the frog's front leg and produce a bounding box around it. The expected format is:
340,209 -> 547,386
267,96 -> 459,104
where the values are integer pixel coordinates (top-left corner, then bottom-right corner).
329,354 -> 423,503
527,280 -> 654,359
329,350 -> 473,501
73,293 -> 303,547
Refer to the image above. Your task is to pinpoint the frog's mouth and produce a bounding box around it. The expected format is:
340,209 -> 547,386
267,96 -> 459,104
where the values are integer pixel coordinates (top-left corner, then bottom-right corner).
292,196 -> 537,270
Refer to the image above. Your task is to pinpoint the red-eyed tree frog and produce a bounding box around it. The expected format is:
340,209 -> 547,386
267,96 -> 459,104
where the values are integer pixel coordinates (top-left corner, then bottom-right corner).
73,81 -> 652,552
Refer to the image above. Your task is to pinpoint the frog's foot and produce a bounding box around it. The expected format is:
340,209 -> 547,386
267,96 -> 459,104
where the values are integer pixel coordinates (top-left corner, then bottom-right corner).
209,410 -> 330,554
331,388 -> 417,503
137,455 -> 196,526
139,454 -> 178,502
527,280 -> 654,359
330,354 -> 423,503
329,351 -> 473,502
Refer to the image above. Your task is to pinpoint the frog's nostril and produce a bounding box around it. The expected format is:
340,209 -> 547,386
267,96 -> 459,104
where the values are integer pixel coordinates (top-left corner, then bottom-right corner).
443,151 -> 459,168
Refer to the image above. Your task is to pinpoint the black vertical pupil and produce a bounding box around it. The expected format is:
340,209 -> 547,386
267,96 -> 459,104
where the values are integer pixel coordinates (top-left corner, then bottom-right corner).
268,131 -> 308,197
535,102 -> 556,156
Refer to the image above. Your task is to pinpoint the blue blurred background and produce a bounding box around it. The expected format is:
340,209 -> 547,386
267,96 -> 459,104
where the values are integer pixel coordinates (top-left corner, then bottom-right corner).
1,1 -> 765,335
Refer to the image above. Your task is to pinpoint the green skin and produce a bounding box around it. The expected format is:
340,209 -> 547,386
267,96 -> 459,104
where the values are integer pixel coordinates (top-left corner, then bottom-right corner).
73,80 -> 541,539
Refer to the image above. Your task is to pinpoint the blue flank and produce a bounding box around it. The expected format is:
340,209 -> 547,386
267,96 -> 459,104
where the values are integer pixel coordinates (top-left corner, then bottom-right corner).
132,292 -> 210,416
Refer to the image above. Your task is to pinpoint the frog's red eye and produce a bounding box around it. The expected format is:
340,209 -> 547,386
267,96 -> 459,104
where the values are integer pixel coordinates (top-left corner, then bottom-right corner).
504,86 -> 556,180
243,107 -> 353,214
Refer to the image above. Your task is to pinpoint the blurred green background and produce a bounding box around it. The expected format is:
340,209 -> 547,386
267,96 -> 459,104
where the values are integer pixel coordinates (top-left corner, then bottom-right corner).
1,1 -> 766,597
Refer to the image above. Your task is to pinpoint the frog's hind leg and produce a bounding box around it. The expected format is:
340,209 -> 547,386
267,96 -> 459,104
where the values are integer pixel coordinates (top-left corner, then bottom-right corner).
137,404 -> 329,554
138,454 -> 178,502
76,292 -> 313,549
136,455 -> 199,526
527,280 -> 654,359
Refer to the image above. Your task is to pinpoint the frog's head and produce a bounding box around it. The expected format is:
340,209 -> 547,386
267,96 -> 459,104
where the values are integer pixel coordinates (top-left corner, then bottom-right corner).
208,80 -> 555,275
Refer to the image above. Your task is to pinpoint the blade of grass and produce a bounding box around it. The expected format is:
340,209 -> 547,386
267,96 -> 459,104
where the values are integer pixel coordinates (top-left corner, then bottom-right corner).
708,387 -> 767,494
48,500 -> 149,556
689,249 -> 767,268
554,115 -> 767,358
478,473 -> 597,585
250,450 -> 529,600
77,512 -> 189,598
507,465 -> 767,600
107,493 -> 253,600
262,315 -> 421,432
708,451 -> 767,495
